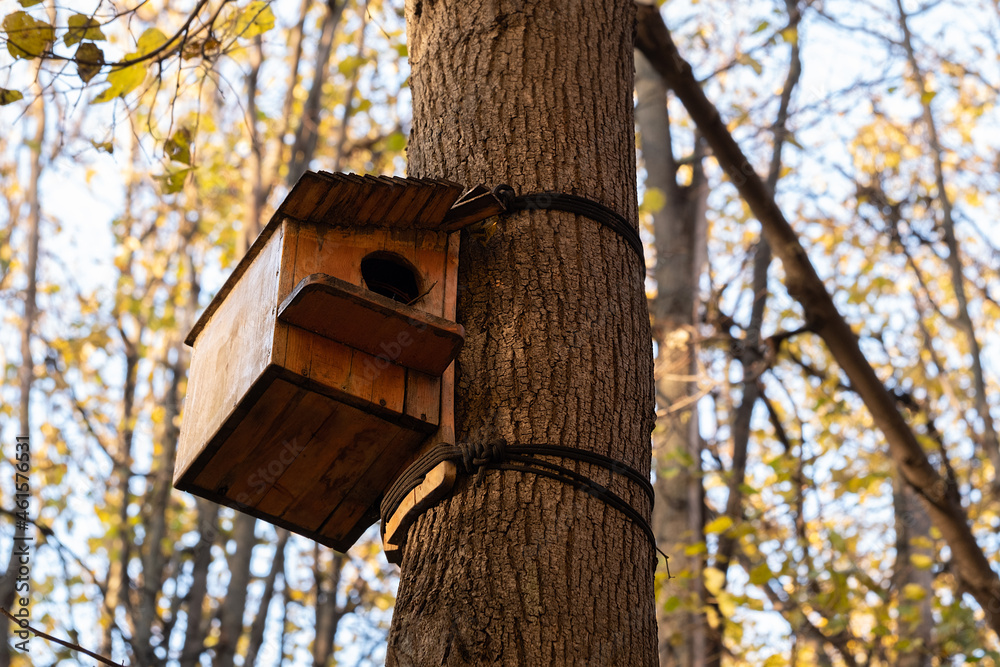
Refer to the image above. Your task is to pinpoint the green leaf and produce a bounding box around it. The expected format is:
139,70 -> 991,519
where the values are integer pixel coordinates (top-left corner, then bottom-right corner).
920,90 -> 937,105
385,131 -> 406,152
92,63 -> 145,103
235,1 -> 275,39
663,595 -> 681,612
3,11 -> 55,59
164,129 -> 192,164
64,13 -> 105,47
75,42 -> 104,83
0,87 -> 23,105
156,167 -> 192,194
704,515 -> 734,535
752,20 -> 770,34
749,562 -> 772,586
90,139 -> 114,154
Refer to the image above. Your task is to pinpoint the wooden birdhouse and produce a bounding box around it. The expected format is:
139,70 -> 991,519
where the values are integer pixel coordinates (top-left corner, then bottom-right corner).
174,172 -> 497,551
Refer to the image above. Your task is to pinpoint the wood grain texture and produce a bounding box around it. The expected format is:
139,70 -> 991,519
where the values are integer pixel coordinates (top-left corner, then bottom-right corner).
387,1 -> 657,665
175,226 -> 285,484
278,273 -> 465,375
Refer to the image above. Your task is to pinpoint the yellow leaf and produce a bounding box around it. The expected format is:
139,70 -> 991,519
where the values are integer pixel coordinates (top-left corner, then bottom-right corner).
135,27 -> 167,56
779,26 -> 798,44
92,63 -> 144,103
704,566 -> 726,596
910,553 -> 934,570
64,13 -> 105,47
717,592 -> 737,618
0,87 -> 23,105
235,1 -> 275,38
3,11 -> 54,59
903,583 -> 927,601
164,128 -> 192,164
75,42 -> 104,83
704,515 -> 734,535
641,187 -> 666,215
684,541 -> 707,556
749,562 -> 772,586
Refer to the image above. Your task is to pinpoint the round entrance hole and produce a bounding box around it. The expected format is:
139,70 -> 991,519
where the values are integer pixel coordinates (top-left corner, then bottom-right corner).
361,253 -> 421,304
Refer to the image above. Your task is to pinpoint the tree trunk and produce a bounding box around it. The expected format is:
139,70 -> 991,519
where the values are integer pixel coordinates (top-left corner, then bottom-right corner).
635,47 -> 708,667
893,473 -> 934,667
0,71 -> 44,667
387,1 -> 656,665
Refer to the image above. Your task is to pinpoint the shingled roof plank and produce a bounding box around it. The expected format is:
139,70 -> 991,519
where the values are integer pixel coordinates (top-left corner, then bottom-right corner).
281,172 -> 333,220
359,176 -> 405,224
416,181 -> 465,225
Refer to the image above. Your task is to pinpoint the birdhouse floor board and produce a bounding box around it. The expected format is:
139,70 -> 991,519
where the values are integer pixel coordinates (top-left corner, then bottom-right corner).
284,421 -> 415,534
253,398 -> 386,520
278,273 -> 464,376
316,426 -> 427,544
177,370 -> 436,551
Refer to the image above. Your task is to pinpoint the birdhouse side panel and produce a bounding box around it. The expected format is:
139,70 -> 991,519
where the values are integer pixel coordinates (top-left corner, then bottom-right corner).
175,225 -> 285,485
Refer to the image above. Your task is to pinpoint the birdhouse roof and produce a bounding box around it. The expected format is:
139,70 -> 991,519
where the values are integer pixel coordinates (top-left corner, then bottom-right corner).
280,171 -> 466,229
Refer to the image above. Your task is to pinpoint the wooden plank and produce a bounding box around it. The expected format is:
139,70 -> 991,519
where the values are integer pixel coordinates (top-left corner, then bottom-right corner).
416,181 -> 466,225
277,273 -> 465,376
254,397 -> 353,517
270,223 -> 296,369
281,411 -> 404,532
281,172 -> 334,220
382,461 -> 457,563
405,369 -> 441,426
316,426 -> 428,544
176,229 -> 283,481
440,185 -> 507,231
305,331 -> 354,394
191,378 -> 303,491
214,388 -> 334,507
368,349 -> 407,415
406,230 -> 449,317
343,346 -> 376,406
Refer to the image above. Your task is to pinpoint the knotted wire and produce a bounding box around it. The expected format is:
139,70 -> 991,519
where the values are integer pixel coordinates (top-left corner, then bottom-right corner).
380,440 -> 669,567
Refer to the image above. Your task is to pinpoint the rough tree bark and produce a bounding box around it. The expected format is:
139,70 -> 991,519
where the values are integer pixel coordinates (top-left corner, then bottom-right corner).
387,1 -> 657,665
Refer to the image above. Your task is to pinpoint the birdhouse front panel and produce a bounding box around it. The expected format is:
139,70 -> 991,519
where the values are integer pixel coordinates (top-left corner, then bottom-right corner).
174,173 -> 469,551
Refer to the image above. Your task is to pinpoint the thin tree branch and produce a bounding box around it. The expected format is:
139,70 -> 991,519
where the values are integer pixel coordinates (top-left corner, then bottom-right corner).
635,2 -> 1000,636
0,608 -> 124,667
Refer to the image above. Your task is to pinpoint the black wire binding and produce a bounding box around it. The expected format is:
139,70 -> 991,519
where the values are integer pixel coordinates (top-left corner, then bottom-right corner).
380,440 -> 669,568
492,185 -> 645,265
